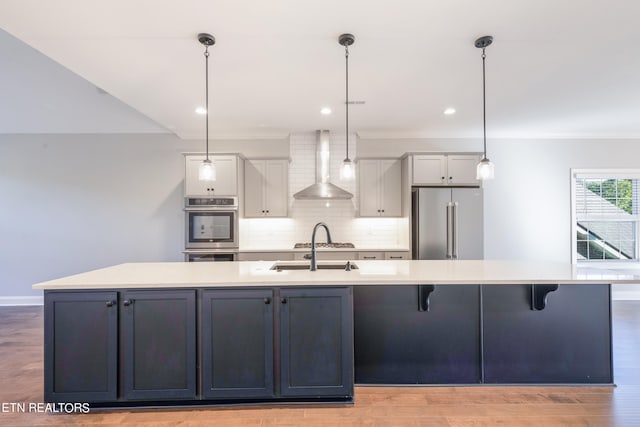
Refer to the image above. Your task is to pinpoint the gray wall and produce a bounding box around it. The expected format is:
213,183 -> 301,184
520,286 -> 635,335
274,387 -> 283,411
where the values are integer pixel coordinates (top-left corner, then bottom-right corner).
359,137 -> 640,262
2,133 -> 640,299
0,133 -> 288,299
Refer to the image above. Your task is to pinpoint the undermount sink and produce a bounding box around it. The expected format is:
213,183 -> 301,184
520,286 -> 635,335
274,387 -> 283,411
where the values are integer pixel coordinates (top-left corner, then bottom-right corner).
270,261 -> 358,271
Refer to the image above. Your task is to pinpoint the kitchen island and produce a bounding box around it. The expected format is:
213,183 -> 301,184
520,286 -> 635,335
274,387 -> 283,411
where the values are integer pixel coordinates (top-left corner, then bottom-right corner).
33,260 -> 640,408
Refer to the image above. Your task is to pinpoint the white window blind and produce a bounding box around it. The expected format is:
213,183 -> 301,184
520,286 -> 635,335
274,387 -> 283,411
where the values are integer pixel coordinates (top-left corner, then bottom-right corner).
574,175 -> 640,261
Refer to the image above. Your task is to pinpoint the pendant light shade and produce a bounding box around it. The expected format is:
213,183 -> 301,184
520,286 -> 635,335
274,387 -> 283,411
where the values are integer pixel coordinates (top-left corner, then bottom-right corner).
198,33 -> 216,182
339,33 -> 355,181
475,35 -> 495,181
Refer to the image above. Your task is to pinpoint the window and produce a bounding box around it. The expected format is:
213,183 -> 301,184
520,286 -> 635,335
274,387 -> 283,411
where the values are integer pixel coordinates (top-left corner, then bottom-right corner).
572,170 -> 640,263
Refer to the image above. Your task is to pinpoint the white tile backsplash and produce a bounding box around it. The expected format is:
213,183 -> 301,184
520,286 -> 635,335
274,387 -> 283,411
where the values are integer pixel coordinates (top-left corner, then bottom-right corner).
240,132 -> 409,249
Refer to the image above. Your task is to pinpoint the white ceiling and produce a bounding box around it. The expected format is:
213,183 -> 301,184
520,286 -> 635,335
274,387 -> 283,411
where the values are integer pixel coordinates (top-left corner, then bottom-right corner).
1,0 -> 640,140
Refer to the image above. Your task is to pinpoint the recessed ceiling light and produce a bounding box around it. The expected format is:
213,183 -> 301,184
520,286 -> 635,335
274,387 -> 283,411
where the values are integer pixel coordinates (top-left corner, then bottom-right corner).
320,107 -> 332,115
195,107 -> 207,115
443,107 -> 456,115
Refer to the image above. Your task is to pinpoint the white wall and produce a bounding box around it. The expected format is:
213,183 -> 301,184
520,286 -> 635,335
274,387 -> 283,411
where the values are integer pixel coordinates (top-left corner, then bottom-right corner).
0,133 -> 287,300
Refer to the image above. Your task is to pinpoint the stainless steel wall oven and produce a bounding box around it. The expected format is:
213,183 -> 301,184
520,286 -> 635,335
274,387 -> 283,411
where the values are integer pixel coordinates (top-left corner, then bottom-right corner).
184,197 -> 238,249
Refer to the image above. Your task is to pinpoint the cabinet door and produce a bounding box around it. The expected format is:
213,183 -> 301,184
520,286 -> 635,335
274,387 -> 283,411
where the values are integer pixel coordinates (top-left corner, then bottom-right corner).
265,160 -> 288,217
202,289 -> 274,399
358,159 -> 381,217
482,285 -> 612,384
122,290 -> 197,400
279,287 -> 353,397
354,285 -> 481,384
244,160 -> 266,217
447,155 -> 480,185
44,291 -> 118,403
380,159 -> 401,217
412,155 -> 447,185
185,155 -> 238,197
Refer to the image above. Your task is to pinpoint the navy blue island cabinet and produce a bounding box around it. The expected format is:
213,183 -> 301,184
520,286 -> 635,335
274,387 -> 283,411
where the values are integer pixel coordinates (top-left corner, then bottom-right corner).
354,284 -> 613,385
201,287 -> 353,400
44,287 -> 353,407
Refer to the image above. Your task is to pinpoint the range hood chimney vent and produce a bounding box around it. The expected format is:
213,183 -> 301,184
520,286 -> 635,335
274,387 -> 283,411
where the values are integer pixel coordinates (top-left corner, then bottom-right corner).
293,130 -> 353,200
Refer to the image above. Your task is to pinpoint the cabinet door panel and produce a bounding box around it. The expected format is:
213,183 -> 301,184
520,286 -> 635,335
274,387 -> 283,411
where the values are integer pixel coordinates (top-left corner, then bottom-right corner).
185,155 -> 237,197
354,285 -> 481,384
244,160 -> 266,217
358,160 -> 381,216
44,291 -> 118,403
280,288 -> 353,397
380,159 -> 402,216
123,290 -> 196,400
412,155 -> 447,185
202,289 -> 274,399
447,155 -> 479,185
265,160 -> 288,217
482,284 -> 612,383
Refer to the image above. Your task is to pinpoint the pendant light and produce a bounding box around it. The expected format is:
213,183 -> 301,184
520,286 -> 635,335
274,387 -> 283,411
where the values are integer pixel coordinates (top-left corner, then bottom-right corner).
339,33 -> 355,181
198,33 -> 216,181
475,35 -> 495,181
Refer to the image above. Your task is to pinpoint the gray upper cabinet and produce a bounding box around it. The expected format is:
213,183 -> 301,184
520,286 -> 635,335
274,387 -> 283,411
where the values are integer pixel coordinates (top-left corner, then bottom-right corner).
184,154 -> 238,197
358,158 -> 402,217
244,159 -> 288,217
412,154 -> 480,186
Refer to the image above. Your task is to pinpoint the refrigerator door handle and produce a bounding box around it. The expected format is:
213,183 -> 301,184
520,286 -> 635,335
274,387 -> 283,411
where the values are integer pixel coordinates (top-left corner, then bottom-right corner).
446,202 -> 454,259
452,202 -> 459,259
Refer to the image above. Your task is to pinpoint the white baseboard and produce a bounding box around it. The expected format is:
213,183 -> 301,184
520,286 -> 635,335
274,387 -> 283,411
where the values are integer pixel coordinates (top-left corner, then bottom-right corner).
0,296 -> 44,306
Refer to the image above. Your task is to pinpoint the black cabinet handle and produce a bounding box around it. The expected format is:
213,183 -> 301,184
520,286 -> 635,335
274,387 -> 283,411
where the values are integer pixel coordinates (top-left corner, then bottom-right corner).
449,176 -> 453,180
303,254 -> 311,260
363,256 -> 376,260
381,209 -> 385,213
441,176 -> 445,180
264,297 -> 271,304
266,210 -> 269,213
281,297 -> 287,304
123,299 -> 133,306
106,301 -> 114,307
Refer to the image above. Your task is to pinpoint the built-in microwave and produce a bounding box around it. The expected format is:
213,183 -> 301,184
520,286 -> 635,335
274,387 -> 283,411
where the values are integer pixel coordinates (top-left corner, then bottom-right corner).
184,197 -> 238,249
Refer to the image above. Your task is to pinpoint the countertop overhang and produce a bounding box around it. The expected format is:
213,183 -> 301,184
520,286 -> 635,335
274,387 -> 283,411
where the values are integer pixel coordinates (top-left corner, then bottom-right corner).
32,260 -> 640,290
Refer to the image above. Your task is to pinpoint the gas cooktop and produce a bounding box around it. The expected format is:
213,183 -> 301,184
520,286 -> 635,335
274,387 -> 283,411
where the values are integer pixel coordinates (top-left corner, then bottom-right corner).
294,242 -> 355,249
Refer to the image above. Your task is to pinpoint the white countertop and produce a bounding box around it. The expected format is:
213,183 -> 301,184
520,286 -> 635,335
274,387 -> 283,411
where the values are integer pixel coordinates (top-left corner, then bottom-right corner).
32,260 -> 640,290
237,247 -> 409,253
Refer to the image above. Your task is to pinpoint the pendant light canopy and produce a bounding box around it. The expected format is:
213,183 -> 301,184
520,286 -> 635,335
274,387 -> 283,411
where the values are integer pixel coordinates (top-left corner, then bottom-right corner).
198,33 -> 216,182
475,35 -> 495,181
339,33 -> 355,181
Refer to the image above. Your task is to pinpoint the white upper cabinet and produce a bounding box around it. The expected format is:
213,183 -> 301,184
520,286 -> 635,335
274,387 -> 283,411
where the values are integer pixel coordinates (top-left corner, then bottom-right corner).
184,155 -> 238,197
244,159 -> 288,217
412,154 -> 481,186
358,159 -> 402,217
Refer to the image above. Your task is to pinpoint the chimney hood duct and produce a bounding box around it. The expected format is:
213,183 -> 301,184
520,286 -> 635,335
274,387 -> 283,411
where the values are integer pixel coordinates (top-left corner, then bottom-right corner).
293,130 -> 354,200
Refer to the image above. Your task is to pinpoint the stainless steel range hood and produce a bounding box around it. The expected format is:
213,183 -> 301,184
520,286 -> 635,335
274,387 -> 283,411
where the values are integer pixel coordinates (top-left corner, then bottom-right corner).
293,130 -> 353,200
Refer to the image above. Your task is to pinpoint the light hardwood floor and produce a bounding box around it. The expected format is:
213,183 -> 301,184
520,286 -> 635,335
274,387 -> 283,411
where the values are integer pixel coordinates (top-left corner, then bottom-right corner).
0,302 -> 638,426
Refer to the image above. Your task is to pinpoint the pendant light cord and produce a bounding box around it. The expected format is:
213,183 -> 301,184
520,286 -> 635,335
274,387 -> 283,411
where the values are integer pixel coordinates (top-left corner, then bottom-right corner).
345,44 -> 350,160
205,46 -> 210,162
482,47 -> 487,160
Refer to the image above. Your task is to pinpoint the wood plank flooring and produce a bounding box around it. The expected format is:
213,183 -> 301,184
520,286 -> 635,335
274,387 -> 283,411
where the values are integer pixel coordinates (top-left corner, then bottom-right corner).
1,302 -> 638,426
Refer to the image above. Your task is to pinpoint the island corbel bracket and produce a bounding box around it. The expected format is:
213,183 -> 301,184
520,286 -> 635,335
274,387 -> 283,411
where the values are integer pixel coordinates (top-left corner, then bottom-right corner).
418,285 -> 436,312
531,284 -> 559,310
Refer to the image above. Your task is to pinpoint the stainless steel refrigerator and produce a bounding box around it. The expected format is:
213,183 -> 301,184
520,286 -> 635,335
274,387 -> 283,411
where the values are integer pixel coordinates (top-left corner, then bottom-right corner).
411,187 -> 484,260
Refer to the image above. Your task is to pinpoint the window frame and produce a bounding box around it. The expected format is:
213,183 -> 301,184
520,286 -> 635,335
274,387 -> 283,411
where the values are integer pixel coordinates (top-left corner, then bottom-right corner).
570,168 -> 640,265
